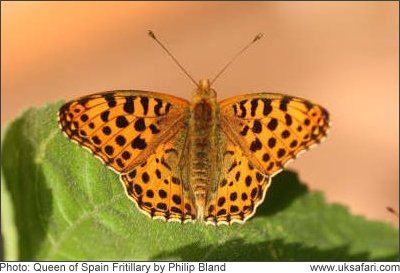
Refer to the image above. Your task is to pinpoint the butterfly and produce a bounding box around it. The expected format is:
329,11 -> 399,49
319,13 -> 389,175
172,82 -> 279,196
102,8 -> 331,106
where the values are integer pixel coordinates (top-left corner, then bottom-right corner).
58,32 -> 330,225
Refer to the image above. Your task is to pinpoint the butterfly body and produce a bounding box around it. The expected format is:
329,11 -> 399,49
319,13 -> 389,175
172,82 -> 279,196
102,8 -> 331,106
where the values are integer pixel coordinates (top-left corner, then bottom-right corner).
59,83 -> 330,225
188,79 -> 221,221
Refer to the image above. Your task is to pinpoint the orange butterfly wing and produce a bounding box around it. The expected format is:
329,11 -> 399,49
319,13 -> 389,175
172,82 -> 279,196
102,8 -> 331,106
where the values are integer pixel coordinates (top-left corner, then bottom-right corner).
204,93 -> 330,224
58,90 -> 189,174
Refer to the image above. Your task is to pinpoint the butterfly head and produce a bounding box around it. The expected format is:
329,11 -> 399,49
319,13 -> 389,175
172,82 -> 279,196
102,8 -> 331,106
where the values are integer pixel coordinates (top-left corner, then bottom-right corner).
199,79 -> 211,91
193,79 -> 216,100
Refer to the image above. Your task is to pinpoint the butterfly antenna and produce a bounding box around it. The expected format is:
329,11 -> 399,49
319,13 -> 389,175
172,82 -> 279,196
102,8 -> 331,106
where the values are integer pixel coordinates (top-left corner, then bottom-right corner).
211,33 -> 264,86
148,30 -> 199,87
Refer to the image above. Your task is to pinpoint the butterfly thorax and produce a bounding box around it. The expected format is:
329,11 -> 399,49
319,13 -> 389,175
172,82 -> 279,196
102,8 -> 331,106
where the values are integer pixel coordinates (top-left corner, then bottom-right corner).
189,79 -> 219,221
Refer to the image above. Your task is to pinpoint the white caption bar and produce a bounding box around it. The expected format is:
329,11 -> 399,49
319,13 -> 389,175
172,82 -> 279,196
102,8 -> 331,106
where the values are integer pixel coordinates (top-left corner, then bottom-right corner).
0,262 -> 399,273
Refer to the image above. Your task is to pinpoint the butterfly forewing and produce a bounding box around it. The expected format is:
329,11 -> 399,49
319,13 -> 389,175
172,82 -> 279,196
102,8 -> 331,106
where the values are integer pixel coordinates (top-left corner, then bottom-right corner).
219,93 -> 330,176
58,90 -> 190,174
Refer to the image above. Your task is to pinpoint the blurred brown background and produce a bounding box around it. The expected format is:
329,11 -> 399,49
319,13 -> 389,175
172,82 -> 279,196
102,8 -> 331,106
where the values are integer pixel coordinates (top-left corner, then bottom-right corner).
2,2 -> 398,225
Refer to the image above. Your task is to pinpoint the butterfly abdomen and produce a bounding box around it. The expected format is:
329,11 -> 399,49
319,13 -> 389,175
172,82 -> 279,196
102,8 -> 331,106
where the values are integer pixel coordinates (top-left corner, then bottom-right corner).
189,83 -> 219,220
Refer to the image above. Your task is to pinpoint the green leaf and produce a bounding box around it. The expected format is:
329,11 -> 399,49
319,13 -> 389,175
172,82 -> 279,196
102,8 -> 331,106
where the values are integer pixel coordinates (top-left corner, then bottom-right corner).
1,102 -> 398,261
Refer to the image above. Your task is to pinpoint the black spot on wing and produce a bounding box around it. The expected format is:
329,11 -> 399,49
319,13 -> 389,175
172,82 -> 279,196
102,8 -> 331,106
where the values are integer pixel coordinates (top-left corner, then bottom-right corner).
279,96 -> 291,112
235,171 -> 241,181
245,175 -> 252,186
230,205 -> 239,213
140,97 -> 149,115
104,145 -> 114,155
268,137 -> 276,148
80,114 -> 88,122
92,136 -> 101,145
239,100 -> 247,118
228,161 -> 237,172
290,140 -> 298,148
252,120 -> 262,133
267,118 -> 278,131
134,184 -> 143,195
116,158 -> 124,168
131,135 -> 147,150
142,172 -> 150,183
281,130 -> 290,139
277,148 -> 286,158
149,124 -> 160,134
285,113 -> 292,126
165,103 -> 171,114
100,110 -> 110,122
217,209 -> 226,216
171,177 -> 181,185
262,99 -> 272,116
240,125 -> 249,136
220,179 -> 227,187
218,197 -> 226,207
171,207 -> 182,214
250,99 -> 258,117
159,189 -> 167,198
155,169 -> 161,179
102,126 -> 111,135
154,98 -> 163,116
124,96 -> 135,114
134,118 -> 146,131
122,151 -> 131,160
161,158 -> 171,170
172,195 -> 182,205
233,104 -> 238,115
128,169 -> 137,178
116,116 -> 129,128
104,94 -> 117,108
115,135 -> 126,146
157,203 -> 167,210
146,190 -> 154,198
250,138 -> 262,152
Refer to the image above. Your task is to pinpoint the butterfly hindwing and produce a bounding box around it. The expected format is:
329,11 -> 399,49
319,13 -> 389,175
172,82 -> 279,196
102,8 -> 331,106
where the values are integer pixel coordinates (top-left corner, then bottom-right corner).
58,90 -> 190,173
205,138 -> 271,224
120,135 -> 197,222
